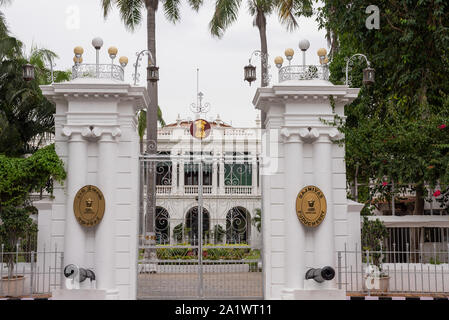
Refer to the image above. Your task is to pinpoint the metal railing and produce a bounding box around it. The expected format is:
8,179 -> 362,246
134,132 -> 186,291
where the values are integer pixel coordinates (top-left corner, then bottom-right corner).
278,64 -> 330,82
336,246 -> 449,294
0,244 -> 63,298
225,186 -> 253,195
71,63 -> 124,81
137,242 -> 262,299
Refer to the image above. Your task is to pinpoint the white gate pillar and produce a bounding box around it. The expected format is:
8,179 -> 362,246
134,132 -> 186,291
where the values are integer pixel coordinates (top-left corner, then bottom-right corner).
40,53 -> 149,299
253,50 -> 360,299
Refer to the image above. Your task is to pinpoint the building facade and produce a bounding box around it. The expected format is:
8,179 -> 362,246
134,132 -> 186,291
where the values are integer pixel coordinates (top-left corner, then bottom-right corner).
146,115 -> 263,247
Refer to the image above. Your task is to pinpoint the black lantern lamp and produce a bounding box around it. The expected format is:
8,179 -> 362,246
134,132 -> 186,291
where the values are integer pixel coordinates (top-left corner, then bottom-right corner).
363,66 -> 375,85
244,63 -> 256,86
22,64 -> 35,81
147,65 -> 159,83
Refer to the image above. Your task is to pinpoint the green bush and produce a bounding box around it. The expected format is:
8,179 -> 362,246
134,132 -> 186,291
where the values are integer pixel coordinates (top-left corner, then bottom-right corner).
172,223 -> 183,243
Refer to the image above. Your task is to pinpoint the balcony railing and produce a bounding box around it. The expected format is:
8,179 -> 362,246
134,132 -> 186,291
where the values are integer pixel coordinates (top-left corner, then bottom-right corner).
278,64 -> 329,82
156,186 -> 172,194
154,185 -> 259,196
184,186 -> 212,194
225,186 -> 253,195
71,63 -> 124,81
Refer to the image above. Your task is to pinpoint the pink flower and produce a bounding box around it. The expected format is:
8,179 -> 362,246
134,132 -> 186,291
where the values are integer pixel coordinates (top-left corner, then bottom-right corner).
434,190 -> 441,197
382,182 -> 388,187
439,124 -> 446,129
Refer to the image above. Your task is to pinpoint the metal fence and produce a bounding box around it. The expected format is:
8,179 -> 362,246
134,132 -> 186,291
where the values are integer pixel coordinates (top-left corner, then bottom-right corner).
138,243 -> 262,299
0,244 -> 64,298
337,246 -> 449,294
137,154 -> 263,299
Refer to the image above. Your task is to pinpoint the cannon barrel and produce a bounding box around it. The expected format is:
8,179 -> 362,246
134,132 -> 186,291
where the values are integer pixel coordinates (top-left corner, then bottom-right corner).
305,266 -> 335,283
64,264 -> 96,283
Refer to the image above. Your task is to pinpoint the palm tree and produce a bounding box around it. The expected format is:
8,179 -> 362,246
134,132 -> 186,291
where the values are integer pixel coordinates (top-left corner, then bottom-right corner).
209,0 -> 312,126
137,107 -> 166,153
101,0 -> 202,249
0,11 -> 70,156
101,0 -> 202,151
252,208 -> 261,233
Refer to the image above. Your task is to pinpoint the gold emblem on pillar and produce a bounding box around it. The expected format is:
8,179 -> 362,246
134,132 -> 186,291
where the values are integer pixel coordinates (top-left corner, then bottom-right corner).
73,185 -> 105,227
296,185 -> 327,227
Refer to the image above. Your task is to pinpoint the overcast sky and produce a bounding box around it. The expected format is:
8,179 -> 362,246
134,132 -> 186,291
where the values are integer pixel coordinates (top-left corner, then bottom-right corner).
3,0 -> 327,127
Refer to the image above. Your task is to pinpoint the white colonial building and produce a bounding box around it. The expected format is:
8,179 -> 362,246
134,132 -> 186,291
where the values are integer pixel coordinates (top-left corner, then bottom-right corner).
144,115 -> 263,247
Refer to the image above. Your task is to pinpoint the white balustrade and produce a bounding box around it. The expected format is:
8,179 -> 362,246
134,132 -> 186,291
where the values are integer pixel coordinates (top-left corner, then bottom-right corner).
224,186 -> 253,195
156,186 -> 172,194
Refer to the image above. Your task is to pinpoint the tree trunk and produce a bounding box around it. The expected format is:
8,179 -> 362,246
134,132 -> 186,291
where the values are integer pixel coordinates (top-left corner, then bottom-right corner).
145,4 -> 158,253
257,11 -> 268,129
414,183 -> 425,215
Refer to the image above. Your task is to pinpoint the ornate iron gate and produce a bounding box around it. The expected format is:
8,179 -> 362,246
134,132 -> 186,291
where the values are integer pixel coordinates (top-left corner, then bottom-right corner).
137,154 -> 263,299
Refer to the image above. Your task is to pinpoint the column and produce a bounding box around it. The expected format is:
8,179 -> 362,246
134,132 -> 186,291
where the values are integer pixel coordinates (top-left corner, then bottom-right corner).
251,158 -> 258,195
171,160 -> 178,194
95,130 -> 119,298
64,132 -> 87,273
179,159 -> 185,195
312,133 -> 336,289
219,154 -> 225,194
283,129 -> 306,291
212,160 -> 218,194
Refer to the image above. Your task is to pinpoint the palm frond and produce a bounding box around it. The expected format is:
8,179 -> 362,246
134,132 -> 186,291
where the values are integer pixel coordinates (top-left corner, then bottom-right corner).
101,0 -> 114,18
276,0 -> 297,31
157,105 -> 166,126
0,0 -> 11,7
0,36 -> 22,60
116,0 -> 144,31
0,11 -> 9,36
276,0 -> 313,31
163,0 -> 181,23
209,0 -> 243,38
188,0 -> 203,11
138,109 -> 147,140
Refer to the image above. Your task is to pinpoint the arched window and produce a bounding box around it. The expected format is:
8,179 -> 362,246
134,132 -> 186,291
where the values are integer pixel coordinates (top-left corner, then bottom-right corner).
185,207 -> 210,245
226,207 -> 251,244
155,207 -> 170,244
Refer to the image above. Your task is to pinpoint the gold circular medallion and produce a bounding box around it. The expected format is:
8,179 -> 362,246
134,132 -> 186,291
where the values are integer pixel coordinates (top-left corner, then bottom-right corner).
189,119 -> 211,140
73,185 -> 105,227
296,185 -> 327,227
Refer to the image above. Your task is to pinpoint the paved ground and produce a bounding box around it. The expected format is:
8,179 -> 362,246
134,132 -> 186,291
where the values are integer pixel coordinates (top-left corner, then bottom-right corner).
137,272 -> 263,299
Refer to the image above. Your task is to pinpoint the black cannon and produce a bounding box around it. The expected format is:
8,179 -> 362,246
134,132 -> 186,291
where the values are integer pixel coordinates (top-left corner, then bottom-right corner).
64,264 -> 96,283
305,266 -> 335,283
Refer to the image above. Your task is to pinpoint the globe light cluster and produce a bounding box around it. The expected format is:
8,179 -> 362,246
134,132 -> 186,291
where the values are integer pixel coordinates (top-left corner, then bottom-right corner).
71,38 -> 128,70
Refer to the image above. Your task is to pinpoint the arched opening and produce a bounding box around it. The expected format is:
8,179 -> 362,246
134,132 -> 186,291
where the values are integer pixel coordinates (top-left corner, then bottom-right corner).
226,207 -> 251,244
155,207 -> 170,244
185,207 -> 210,245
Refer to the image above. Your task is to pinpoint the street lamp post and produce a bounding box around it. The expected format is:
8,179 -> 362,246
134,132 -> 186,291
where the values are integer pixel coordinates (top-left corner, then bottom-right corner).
133,49 -> 160,270
243,50 -> 270,86
92,37 -> 104,78
345,54 -> 375,86
22,64 -> 35,81
133,49 -> 159,86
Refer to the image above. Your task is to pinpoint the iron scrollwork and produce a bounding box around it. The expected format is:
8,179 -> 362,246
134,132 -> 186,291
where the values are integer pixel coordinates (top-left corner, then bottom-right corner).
71,64 -> 124,81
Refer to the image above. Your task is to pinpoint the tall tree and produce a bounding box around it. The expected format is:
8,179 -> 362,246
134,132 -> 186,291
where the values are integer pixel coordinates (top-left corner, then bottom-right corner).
209,0 -> 313,127
101,0 -> 202,152
101,0 -> 201,250
317,0 -> 449,214
0,13 -> 70,156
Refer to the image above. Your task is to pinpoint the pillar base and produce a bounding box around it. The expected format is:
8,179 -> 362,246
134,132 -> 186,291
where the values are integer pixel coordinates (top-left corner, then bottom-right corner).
105,289 -> 120,300
281,288 -> 346,300
52,289 -> 107,300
